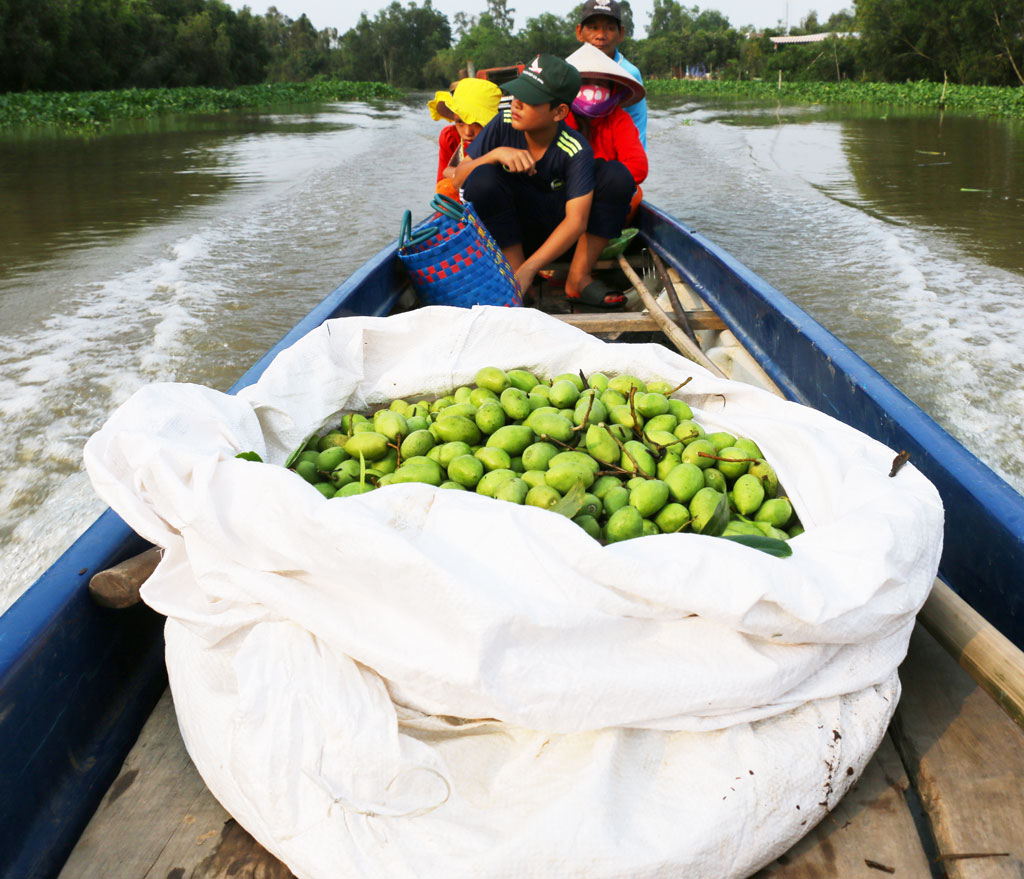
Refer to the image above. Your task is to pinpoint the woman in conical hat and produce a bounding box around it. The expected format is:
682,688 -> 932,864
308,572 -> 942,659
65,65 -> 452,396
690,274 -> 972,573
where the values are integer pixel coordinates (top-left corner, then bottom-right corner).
564,42 -> 648,221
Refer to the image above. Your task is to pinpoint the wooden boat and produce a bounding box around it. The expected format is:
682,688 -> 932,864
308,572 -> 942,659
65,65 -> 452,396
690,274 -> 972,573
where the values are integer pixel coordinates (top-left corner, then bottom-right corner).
2,202 -> 1023,879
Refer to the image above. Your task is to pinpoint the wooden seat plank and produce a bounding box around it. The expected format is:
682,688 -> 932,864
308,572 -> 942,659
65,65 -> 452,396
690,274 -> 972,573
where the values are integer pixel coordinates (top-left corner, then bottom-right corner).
892,626 -> 1024,878
553,310 -> 725,333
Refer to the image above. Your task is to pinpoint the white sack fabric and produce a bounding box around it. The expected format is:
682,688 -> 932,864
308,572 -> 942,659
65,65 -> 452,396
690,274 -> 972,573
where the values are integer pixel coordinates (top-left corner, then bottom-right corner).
85,305 -> 943,879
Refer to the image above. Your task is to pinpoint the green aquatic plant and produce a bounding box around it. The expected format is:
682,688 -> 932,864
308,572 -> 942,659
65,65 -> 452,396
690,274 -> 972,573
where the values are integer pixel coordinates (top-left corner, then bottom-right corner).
645,79 -> 1024,120
0,81 -> 404,132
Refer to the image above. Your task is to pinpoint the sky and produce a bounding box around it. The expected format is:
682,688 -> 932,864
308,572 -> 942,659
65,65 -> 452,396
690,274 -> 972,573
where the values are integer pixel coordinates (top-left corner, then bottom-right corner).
238,1 -> 855,38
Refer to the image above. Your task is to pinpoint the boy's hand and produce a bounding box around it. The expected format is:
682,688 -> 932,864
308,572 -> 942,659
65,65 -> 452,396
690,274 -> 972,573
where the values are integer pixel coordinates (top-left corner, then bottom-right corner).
490,147 -> 537,175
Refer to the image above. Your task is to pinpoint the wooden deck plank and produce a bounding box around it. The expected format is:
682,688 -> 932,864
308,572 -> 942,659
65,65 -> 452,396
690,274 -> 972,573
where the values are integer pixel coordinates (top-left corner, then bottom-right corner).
753,735 -> 932,879
892,626 -> 1024,879
553,309 -> 725,334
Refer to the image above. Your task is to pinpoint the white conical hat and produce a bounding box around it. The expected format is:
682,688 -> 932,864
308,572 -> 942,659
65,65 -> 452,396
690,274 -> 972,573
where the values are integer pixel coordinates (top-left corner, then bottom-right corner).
565,43 -> 645,107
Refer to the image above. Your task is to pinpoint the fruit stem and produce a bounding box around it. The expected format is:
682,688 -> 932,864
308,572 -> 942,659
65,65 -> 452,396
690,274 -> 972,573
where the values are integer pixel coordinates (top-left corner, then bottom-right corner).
571,393 -> 596,433
668,377 -> 693,395
608,429 -> 653,478
697,452 -> 760,463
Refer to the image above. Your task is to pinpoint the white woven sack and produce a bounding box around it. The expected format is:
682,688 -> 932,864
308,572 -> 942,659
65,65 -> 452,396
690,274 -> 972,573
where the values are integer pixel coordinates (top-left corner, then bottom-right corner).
84,305 -> 943,879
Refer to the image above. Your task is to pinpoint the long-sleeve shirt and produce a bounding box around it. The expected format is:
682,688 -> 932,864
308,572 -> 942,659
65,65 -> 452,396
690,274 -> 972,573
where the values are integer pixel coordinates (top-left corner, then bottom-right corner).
614,50 -> 648,149
567,106 -> 648,186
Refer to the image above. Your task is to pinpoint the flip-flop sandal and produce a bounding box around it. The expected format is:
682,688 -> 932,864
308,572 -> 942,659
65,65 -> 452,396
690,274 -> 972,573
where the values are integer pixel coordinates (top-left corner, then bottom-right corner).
566,279 -> 627,309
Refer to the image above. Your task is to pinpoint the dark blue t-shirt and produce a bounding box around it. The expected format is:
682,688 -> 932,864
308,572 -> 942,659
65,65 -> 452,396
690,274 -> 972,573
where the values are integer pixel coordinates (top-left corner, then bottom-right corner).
467,107 -> 595,201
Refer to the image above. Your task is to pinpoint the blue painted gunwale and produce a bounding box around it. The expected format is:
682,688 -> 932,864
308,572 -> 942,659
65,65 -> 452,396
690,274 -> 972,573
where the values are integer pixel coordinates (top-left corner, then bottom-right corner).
1,203 -> 1021,878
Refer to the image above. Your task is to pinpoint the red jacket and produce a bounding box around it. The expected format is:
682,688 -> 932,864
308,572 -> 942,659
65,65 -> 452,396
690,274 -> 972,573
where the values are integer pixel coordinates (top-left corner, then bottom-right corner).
437,124 -> 460,182
567,106 -> 648,186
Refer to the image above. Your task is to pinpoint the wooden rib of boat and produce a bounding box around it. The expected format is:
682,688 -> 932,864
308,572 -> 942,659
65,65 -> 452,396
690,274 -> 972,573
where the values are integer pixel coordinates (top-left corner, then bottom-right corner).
2,202 -> 1023,879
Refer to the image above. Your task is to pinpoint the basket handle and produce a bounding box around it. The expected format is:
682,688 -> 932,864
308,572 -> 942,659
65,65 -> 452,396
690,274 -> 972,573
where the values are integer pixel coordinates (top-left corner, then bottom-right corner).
399,209 -> 439,249
431,192 -> 465,221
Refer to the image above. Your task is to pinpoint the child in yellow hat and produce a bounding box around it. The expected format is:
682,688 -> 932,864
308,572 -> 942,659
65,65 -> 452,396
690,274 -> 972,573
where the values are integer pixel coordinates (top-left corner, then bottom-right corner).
429,78 -> 502,200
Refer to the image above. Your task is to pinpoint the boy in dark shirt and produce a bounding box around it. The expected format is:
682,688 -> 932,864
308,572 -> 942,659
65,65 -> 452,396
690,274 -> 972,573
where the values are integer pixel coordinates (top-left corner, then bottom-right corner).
453,54 -> 633,307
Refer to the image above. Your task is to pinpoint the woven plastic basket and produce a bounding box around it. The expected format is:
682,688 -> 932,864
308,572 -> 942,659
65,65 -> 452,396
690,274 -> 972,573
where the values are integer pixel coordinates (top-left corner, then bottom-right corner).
397,194 -> 523,308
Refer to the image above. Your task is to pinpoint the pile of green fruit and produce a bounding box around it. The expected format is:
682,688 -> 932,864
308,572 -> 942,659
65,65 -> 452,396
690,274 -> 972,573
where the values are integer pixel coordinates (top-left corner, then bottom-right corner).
275,367 -> 803,551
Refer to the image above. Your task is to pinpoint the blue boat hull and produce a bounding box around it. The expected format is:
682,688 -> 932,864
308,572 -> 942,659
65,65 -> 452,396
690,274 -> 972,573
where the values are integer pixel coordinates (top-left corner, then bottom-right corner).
1,203 -> 1021,878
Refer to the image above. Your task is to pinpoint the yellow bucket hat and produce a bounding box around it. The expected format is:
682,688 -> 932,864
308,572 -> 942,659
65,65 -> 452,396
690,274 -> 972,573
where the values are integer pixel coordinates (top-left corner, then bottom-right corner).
428,78 -> 502,127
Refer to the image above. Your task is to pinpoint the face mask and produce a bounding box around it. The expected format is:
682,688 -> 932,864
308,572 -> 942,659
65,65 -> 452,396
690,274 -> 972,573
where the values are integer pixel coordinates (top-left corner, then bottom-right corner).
572,82 -> 621,118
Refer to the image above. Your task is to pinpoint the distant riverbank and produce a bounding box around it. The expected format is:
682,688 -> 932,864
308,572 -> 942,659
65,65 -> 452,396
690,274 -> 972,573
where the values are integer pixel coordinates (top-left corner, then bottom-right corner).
646,79 -> 1024,120
0,80 -> 404,132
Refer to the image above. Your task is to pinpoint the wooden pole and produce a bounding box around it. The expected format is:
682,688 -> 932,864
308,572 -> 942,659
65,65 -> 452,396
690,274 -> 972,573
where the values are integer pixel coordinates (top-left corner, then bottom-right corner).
89,546 -> 162,609
616,255 -> 725,377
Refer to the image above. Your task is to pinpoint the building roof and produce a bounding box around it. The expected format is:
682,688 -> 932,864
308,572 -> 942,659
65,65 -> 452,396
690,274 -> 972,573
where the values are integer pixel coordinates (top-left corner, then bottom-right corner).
770,32 -> 858,44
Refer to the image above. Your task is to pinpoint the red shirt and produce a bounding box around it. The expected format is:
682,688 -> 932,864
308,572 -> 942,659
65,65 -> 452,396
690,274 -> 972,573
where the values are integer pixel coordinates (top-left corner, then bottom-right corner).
437,125 -> 460,182
567,107 -> 648,186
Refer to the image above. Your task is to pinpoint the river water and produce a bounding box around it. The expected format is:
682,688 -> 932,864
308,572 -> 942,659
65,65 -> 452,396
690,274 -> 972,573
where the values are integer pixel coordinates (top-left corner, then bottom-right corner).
1,95 -> 1022,613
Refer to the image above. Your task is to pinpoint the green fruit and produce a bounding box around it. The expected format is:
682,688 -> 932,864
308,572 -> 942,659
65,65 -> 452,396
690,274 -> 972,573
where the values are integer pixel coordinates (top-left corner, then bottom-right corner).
344,431 -> 390,462
545,461 -> 595,493
549,451 -> 599,474
629,479 -> 670,518
654,502 -> 690,533
573,514 -> 602,540
753,521 -> 790,541
430,396 -> 455,413
585,425 -> 619,465
439,480 -> 466,490
608,374 -> 646,396
437,441 -> 473,468
705,431 -> 736,453
716,446 -> 751,480
604,505 -> 644,543
521,441 -> 559,471
510,455 -> 526,473
734,437 -> 763,460
673,420 -> 705,444
486,424 -> 535,457
529,411 -> 574,444
448,454 -> 484,486
646,380 -> 674,395
507,368 -> 540,392
703,467 -> 727,493
522,469 -> 549,489
754,497 -> 794,529
400,429 -> 435,459
549,379 -> 581,409
475,401 -> 506,435
635,392 -> 670,418
587,372 -> 610,393
602,485 -> 631,515
389,398 -> 411,415
599,388 -> 627,409
374,410 -> 408,442
625,476 -> 647,491
469,386 -> 499,408
336,458 -> 362,480
788,523 -> 805,538
405,415 -> 429,433
441,402 -> 477,419
528,384 -> 552,405
476,468 -> 517,497
733,473 -> 765,516
328,468 -> 354,489
317,431 -> 348,452
295,459 -> 319,483
644,429 -> 682,453
609,404 -> 643,431
573,392 -> 608,427
748,459 -> 779,498
391,457 -> 443,486
375,447 -> 399,475
475,446 -> 512,472
591,475 -> 623,498
723,518 -> 764,537
681,438 -> 717,470
553,372 -> 585,391
475,367 -> 510,394
620,440 -> 656,477
335,481 -> 375,497
453,386 -> 473,403
499,387 -> 532,421
644,413 -> 678,434
642,519 -> 661,536
434,415 -> 481,445
315,446 -> 348,473
667,399 -> 693,421
297,450 -> 320,466
340,413 -> 368,432
376,473 -> 396,487
526,484 -> 562,509
351,421 -> 376,434
495,477 -> 529,504
689,487 -> 727,535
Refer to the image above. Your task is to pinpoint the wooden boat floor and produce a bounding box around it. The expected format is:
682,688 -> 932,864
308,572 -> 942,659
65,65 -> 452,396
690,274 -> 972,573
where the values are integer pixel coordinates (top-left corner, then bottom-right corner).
59,624 -> 1024,879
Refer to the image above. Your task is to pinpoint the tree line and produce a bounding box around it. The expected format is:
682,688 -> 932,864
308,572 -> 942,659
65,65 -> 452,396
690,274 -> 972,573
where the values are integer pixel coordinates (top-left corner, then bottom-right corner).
2,0 -> 1023,95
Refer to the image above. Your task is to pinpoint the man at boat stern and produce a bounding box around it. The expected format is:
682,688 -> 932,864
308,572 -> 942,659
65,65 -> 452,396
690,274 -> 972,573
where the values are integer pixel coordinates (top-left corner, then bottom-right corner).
453,53 -> 634,308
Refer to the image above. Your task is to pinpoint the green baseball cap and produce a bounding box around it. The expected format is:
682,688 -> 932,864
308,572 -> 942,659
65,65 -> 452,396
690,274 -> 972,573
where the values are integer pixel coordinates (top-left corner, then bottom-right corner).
502,54 -> 582,107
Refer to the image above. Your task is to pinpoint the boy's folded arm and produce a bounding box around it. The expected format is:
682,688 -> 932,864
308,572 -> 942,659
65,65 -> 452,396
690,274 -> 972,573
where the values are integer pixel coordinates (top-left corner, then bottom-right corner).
453,147 -> 535,188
